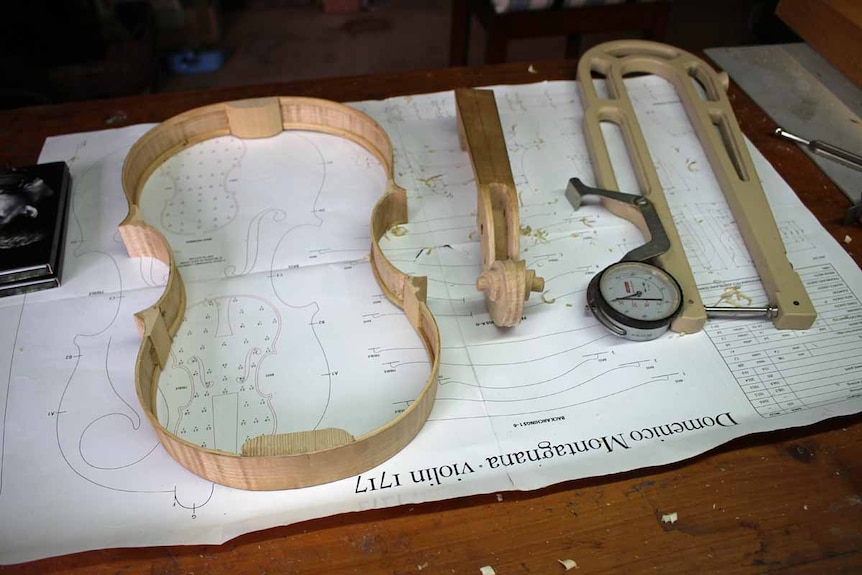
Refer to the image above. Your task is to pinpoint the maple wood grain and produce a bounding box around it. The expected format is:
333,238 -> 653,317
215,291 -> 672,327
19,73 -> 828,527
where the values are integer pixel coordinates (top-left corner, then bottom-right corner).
0,60 -> 859,574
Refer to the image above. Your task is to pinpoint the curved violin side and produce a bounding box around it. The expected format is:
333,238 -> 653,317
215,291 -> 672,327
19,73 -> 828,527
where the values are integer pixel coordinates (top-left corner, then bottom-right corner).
120,96 -> 441,490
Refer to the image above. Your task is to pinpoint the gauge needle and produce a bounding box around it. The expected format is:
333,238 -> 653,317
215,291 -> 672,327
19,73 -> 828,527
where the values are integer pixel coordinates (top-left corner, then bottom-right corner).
614,290 -> 643,300
611,291 -> 663,302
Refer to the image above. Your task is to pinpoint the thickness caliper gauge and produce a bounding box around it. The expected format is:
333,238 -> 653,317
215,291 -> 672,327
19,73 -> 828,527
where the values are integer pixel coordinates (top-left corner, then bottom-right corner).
571,40 -> 816,341
569,178 -> 683,341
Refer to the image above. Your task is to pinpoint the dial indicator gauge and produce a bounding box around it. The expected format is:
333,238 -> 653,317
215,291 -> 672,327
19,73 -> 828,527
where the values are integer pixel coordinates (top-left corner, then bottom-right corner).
587,261 -> 683,341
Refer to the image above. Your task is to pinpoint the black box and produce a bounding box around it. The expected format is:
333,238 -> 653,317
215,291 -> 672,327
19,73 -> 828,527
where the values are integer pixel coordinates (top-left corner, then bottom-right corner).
0,162 -> 71,296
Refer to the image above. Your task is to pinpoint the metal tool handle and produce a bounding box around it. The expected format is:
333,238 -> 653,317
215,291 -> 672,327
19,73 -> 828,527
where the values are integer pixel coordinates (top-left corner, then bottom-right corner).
775,127 -> 862,173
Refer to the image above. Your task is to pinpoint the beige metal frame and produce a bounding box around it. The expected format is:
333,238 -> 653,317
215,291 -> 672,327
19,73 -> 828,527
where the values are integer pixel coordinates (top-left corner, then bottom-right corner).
577,40 -> 816,332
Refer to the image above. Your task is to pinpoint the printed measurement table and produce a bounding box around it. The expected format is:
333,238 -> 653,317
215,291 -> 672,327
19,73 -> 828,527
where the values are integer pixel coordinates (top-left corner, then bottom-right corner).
706,265 -> 862,417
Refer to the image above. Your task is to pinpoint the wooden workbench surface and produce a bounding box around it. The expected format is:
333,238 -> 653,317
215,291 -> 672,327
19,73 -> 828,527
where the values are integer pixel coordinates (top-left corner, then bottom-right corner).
0,60 -> 860,574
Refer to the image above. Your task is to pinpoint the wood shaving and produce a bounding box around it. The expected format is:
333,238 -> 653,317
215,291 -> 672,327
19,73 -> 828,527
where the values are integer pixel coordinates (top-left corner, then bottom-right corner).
559,558 -> 579,570
713,285 -> 752,307
661,512 -> 678,524
520,225 -> 549,243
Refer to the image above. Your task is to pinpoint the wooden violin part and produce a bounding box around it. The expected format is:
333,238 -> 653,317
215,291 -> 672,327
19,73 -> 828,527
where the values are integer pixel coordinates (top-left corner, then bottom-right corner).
455,88 -> 544,327
120,96 -> 441,490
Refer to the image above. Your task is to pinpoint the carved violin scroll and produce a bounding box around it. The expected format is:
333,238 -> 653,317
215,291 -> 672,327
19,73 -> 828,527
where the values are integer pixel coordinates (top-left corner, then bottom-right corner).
454,88 -> 544,327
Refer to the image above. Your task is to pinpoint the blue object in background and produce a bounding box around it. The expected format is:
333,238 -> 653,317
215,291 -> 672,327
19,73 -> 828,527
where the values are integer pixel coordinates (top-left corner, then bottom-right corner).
167,49 -> 226,75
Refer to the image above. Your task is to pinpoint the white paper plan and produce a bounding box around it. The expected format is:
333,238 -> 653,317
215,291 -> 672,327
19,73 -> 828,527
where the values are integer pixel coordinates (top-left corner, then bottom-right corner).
1,78 -> 860,564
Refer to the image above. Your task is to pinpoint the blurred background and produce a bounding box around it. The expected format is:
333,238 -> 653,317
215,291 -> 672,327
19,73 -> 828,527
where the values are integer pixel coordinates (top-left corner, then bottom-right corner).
0,0 -> 798,109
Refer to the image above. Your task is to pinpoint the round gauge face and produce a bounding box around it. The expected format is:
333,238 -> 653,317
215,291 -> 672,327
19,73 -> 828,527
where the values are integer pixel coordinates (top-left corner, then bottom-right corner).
598,262 -> 682,322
